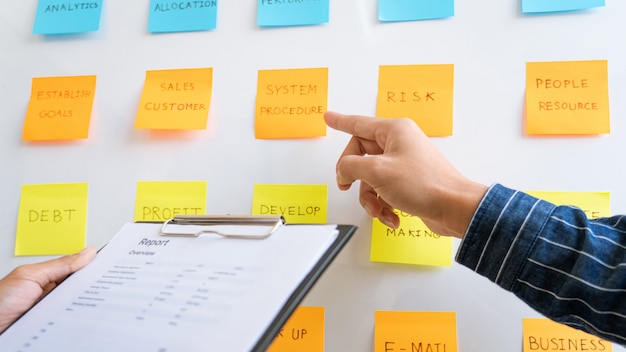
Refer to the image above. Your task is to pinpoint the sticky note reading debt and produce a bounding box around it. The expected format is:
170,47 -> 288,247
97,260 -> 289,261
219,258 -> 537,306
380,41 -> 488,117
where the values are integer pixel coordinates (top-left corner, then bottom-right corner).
526,191 -> 610,219
33,0 -> 103,34
378,0 -> 454,22
257,0 -> 329,27
134,181 -> 207,222
522,0 -> 605,13
148,0 -> 218,33
252,184 -> 327,224
267,306 -> 324,352
523,318 -> 612,352
375,311 -> 458,352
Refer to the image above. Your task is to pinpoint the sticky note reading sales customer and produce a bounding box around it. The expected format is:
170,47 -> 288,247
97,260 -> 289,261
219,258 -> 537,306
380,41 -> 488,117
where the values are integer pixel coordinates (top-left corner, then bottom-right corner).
33,0 -> 103,34
375,311 -> 458,352
252,184 -> 327,224
267,306 -> 325,352
134,181 -> 207,222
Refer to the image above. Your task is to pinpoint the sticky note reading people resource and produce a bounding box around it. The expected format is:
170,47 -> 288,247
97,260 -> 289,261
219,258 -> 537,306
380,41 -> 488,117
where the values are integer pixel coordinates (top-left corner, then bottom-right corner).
148,0 -> 218,33
33,0 -> 103,34
375,311 -> 458,352
522,0 -> 605,13
523,318 -> 612,352
377,64 -> 454,136
257,0 -> 329,27
526,60 -> 609,135
255,68 -> 328,139
371,211 -> 452,266
267,306 -> 324,352
15,183 -> 88,256
135,68 -> 213,130
134,181 -> 207,222
252,184 -> 327,224
379,0 -> 454,21
526,191 -> 610,219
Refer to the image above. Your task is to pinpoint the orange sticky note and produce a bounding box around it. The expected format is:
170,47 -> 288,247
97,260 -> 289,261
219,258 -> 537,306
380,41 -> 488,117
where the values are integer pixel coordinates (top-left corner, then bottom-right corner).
135,68 -> 213,130
251,184 -> 327,224
523,318 -> 612,352
255,67 -> 328,139
526,60 -> 610,135
375,311 -> 457,352
377,64 -> 454,137
134,181 -> 207,222
527,190 -> 610,219
23,75 -> 96,141
267,306 -> 324,352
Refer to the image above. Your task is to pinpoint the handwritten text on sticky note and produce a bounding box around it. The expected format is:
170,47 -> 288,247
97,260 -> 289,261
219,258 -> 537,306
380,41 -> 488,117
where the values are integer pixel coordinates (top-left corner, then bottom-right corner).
526,191 -> 610,219
378,0 -> 454,22
33,0 -> 103,34
134,181 -> 207,222
252,184 -> 327,224
375,311 -> 458,352
148,0 -> 218,33
523,318 -> 611,352
257,0 -> 329,27
522,0 -> 605,13
267,306 -> 324,352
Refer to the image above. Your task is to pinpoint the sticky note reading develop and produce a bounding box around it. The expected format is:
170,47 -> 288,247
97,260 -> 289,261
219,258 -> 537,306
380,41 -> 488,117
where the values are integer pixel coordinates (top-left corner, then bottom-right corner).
379,0 -> 454,22
252,184 -> 327,224
526,191 -> 610,219
523,318 -> 612,352
134,181 -> 207,222
375,311 -> 458,352
33,0 -> 103,34
257,0 -> 329,27
16,183 -> 88,256
148,0 -> 218,33
267,306 -> 324,352
522,0 -> 605,13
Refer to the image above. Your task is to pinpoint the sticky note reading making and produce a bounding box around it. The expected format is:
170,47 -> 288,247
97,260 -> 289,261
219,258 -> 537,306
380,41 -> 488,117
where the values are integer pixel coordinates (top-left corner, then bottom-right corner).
134,181 -> 207,222
255,68 -> 328,139
523,318 -> 612,352
371,211 -> 452,266
15,183 -> 88,256
135,68 -> 213,130
526,60 -> 609,135
379,0 -> 454,21
377,64 -> 454,136
257,0 -> 329,27
522,0 -> 605,13
148,0 -> 218,33
33,0 -> 103,34
526,191 -> 610,219
375,311 -> 458,352
252,184 -> 327,224
267,306 -> 324,352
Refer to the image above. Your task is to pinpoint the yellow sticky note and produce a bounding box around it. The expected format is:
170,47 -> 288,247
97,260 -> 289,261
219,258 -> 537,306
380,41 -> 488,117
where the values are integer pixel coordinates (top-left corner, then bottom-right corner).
252,184 -> 327,224
523,318 -> 612,352
377,64 -> 454,137
526,191 -> 610,219
371,211 -> 452,266
267,306 -> 325,352
134,181 -> 207,222
15,183 -> 88,256
526,60 -> 610,135
255,68 -> 328,139
23,75 -> 96,141
135,68 -> 213,130
375,311 -> 458,352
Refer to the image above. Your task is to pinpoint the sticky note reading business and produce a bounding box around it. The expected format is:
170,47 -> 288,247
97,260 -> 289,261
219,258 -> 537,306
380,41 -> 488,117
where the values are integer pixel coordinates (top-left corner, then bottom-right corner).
267,306 -> 324,352
375,311 -> 458,352
522,0 -> 605,13
136,68 -> 213,130
252,184 -> 327,224
526,60 -> 609,135
523,318 -> 612,352
257,0 -> 329,27
148,0 -> 218,33
377,64 -> 454,137
526,190 -> 610,219
378,0 -> 454,21
255,68 -> 328,139
15,183 -> 88,256
134,181 -> 207,222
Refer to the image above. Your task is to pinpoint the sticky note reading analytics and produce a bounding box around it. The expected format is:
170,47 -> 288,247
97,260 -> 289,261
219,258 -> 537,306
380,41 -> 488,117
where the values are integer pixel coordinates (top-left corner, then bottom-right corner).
375,311 -> 458,352
379,0 -> 454,22
257,0 -> 329,27
522,0 -> 604,13
148,0 -> 218,33
33,0 -> 103,34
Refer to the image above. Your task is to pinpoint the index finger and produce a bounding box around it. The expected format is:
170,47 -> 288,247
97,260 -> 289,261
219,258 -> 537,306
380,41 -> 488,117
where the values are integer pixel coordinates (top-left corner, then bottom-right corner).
324,111 -> 386,142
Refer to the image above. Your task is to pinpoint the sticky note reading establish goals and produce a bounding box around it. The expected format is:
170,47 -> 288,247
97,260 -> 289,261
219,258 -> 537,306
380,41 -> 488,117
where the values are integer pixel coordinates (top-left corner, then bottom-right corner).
257,0 -> 329,27
526,190 -> 610,219
267,306 -> 325,352
135,68 -> 213,130
375,311 -> 458,352
377,64 -> 454,136
522,0 -> 605,13
523,318 -> 612,352
526,60 -> 609,135
134,181 -> 207,222
252,184 -> 327,224
33,0 -> 103,34
378,0 -> 454,22
148,0 -> 218,33
15,183 -> 88,256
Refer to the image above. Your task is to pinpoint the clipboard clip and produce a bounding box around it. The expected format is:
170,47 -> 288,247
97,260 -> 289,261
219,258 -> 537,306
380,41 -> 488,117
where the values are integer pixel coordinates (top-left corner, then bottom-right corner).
159,215 -> 285,239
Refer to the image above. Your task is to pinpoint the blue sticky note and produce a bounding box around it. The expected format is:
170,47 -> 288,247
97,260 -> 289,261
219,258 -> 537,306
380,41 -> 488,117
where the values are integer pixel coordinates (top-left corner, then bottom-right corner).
257,0 -> 329,27
33,0 -> 103,34
522,0 -> 605,13
379,0 -> 454,22
148,0 -> 218,33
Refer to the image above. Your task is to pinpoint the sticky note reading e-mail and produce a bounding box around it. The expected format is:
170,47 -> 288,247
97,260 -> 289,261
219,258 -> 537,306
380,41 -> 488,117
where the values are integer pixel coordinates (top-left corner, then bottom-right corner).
267,306 -> 325,352
148,0 -> 218,33
378,0 -> 454,22
257,0 -> 329,27
134,181 -> 207,222
526,190 -> 610,219
523,318 -> 612,352
252,184 -> 327,224
375,311 -> 458,352
522,0 -> 604,13
33,0 -> 103,34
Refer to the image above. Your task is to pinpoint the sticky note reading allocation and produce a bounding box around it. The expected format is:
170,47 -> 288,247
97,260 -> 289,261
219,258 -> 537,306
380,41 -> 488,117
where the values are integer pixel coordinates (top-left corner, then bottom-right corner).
526,60 -> 609,135
24,75 -> 96,141
252,184 -> 327,224
255,68 -> 328,139
526,191 -> 610,219
267,306 -> 324,352
371,211 -> 452,266
375,311 -> 458,352
377,64 -> 454,136
15,183 -> 88,256
134,181 -> 207,222
148,0 -> 218,33
522,0 -> 605,13
257,0 -> 329,27
136,68 -> 213,130
523,318 -> 612,352
33,0 -> 103,34
379,0 -> 454,22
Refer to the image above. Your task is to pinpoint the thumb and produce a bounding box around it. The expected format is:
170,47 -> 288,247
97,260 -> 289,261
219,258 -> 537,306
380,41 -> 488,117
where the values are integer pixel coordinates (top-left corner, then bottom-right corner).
28,246 -> 97,288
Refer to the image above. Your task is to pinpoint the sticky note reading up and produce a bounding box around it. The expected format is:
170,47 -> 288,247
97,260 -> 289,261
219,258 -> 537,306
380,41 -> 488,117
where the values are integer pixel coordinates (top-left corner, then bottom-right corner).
134,181 -> 207,222
526,60 -> 609,135
136,68 -> 213,130
523,318 -> 612,352
526,190 -> 610,219
252,184 -> 327,224
257,0 -> 329,27
267,306 -> 325,352
148,0 -> 218,33
522,0 -> 605,13
377,64 -> 454,136
33,0 -> 103,34
16,183 -> 88,256
375,311 -> 458,352
379,0 -> 454,21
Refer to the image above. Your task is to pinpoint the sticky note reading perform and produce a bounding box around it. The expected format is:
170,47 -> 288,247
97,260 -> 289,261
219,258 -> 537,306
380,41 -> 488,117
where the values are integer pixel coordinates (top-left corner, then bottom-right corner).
148,0 -> 218,33
375,311 -> 458,352
377,64 -> 454,136
257,0 -> 329,27
371,211 -> 452,266
526,60 -> 609,135
134,181 -> 207,222
33,0 -> 103,34
252,184 -> 327,224
523,318 -> 612,352
135,68 -> 213,130
526,191 -> 610,219
255,68 -> 328,139
15,183 -> 88,256
267,306 -> 324,352
379,0 -> 454,21
522,0 -> 605,13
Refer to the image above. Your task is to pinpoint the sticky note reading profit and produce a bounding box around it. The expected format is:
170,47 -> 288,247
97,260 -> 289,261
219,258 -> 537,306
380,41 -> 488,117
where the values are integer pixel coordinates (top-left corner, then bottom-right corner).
267,306 -> 324,352
33,0 -> 103,34
23,75 -> 96,141
526,190 -> 610,219
379,0 -> 454,21
136,68 -> 213,130
523,318 -> 612,352
375,311 -> 458,352
134,181 -> 207,222
522,0 -> 605,13
257,0 -> 329,27
526,60 -> 609,135
252,184 -> 327,224
15,183 -> 88,256
377,64 -> 454,136
148,0 -> 218,33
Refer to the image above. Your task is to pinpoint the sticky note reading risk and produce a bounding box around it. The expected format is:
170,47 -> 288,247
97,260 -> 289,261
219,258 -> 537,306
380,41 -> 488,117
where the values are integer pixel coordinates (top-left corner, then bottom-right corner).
135,68 -> 213,130
33,0 -> 103,34
375,311 -> 458,352
526,190 -> 610,219
15,183 -> 88,256
252,184 -> 327,224
267,306 -> 325,352
257,0 -> 329,27
377,64 -> 454,136
526,60 -> 609,135
148,0 -> 218,33
379,0 -> 454,21
255,68 -> 328,139
523,318 -> 612,352
134,181 -> 207,222
522,0 -> 604,13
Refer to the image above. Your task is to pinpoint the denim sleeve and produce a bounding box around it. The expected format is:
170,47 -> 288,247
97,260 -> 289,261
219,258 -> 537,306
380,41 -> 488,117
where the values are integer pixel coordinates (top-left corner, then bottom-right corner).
456,183 -> 626,346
